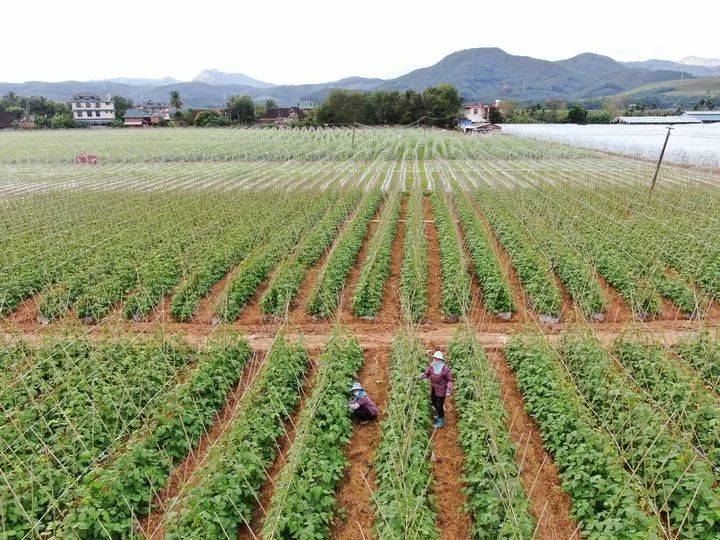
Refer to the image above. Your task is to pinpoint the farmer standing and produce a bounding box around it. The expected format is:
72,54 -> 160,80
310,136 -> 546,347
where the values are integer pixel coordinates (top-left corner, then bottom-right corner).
418,350 -> 453,429
348,382 -> 379,423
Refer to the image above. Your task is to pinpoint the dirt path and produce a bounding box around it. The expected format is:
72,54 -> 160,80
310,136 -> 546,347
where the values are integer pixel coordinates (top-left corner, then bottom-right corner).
338,204 -> 383,323
235,272 -> 274,326
375,196 -> 407,325
468,196 -> 531,324
488,351 -> 580,540
137,351 -> 268,539
595,273 -> 633,323
238,356 -> 319,539
193,269 -> 237,325
331,348 -> 390,539
424,196 -> 446,325
424,342 -> 473,539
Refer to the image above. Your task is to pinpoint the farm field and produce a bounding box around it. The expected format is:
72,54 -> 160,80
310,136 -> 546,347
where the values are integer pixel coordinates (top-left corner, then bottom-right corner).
1,127 -> 720,539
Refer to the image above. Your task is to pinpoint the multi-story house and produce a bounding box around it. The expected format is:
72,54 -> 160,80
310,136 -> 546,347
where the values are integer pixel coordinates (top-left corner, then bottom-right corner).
70,93 -> 116,125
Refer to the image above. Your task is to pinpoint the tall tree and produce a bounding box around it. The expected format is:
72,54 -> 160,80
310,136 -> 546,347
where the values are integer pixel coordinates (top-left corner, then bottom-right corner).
225,95 -> 255,124
169,90 -> 183,111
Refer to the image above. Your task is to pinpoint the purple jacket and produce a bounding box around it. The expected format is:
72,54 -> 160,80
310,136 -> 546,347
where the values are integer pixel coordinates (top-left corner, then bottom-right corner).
422,361 -> 453,397
351,394 -> 378,417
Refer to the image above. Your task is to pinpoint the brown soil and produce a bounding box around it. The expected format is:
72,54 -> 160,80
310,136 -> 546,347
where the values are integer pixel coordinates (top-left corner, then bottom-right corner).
137,351 -> 268,539
8,294 -> 42,329
552,273 -> 579,325
338,203 -> 383,323
594,273 -> 633,323
289,246 -> 333,327
235,272 -> 274,326
658,296 -> 683,322
375,196 -> 407,325
424,339 -> 473,539
424,196 -> 446,324
488,351 -> 580,540
193,268 -> 236,324
467,196 -> 531,324
331,348 -> 391,539
237,356 -> 318,539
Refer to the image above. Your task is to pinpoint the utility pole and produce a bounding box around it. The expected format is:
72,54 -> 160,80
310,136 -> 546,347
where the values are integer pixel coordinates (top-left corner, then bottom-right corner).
648,126 -> 672,203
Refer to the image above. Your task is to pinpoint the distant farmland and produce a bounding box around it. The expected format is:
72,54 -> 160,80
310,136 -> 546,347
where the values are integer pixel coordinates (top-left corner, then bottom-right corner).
1,127 -> 719,539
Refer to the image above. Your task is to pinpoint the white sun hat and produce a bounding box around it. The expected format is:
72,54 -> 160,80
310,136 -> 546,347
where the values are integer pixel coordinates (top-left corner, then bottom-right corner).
350,382 -> 364,392
433,351 -> 445,361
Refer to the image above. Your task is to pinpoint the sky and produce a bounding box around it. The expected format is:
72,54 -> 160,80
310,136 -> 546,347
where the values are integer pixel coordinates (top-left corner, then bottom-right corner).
3,0 -> 719,84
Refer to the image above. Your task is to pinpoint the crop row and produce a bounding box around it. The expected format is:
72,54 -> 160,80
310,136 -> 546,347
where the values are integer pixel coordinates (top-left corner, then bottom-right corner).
399,190 -> 428,322
498,192 -> 607,317
505,336 -> 662,538
475,191 -> 562,318
0,340 -> 193,537
560,335 -> 720,537
61,337 -> 252,538
613,339 -> 720,466
170,194 -> 307,321
261,189 -> 364,316
677,333 -> 720,392
215,190 -> 340,321
260,332 -> 364,538
430,192 -> 471,318
452,191 -> 514,316
307,189 -> 384,318
447,332 -> 535,538
374,335 -> 438,538
164,334 -> 310,538
352,190 -> 402,317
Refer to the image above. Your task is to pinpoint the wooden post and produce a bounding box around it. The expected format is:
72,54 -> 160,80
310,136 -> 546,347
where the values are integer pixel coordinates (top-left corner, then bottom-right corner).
648,126 -> 672,203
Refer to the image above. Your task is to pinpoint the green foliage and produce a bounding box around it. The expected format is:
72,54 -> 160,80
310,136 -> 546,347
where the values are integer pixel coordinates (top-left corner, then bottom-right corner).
613,339 -> 720,465
453,192 -> 514,314
506,336 -> 663,538
431,191 -> 470,317
307,189 -> 384,317
261,332 -> 364,538
566,104 -> 588,124
51,112 -> 77,128
400,190 -> 428,321
374,335 -> 439,539
352,191 -> 402,317
676,333 -> 720,390
165,334 -> 310,538
475,190 -> 562,317
169,90 -> 183,111
194,110 -> 230,127
561,335 -> 720,537
448,332 -> 535,538
216,191 -> 339,321
261,189 -> 363,316
61,337 -> 252,538
225,94 -> 255,124
0,339 -> 193,537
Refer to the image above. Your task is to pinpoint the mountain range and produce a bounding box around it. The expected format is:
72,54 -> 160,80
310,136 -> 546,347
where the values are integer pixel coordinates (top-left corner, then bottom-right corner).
2,48 -> 718,107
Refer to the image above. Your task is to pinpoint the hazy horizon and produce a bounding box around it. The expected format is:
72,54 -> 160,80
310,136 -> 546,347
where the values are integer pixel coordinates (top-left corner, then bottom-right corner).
3,0 -> 718,85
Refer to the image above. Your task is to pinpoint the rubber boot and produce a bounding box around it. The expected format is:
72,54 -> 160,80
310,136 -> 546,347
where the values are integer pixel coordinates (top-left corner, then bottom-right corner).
434,417 -> 445,429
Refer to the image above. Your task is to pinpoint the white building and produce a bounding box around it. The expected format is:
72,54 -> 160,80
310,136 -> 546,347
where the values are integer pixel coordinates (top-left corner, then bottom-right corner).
70,93 -> 116,124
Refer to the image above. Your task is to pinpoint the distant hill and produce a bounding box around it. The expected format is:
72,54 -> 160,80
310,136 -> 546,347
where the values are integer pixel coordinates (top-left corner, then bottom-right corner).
679,56 -> 720,67
101,76 -> 183,86
622,60 -> 720,78
378,48 -> 689,102
613,77 -> 720,107
0,48 -> 703,106
192,69 -> 275,88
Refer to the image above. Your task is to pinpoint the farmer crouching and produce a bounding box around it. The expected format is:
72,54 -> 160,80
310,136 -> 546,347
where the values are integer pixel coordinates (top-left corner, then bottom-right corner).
348,382 -> 378,423
418,350 -> 453,429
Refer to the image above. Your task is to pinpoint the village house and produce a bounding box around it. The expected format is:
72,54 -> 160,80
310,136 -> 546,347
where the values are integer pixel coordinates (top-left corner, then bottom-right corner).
70,93 -> 115,125
135,100 -> 171,120
123,108 -> 158,127
256,107 -> 307,126
459,100 -> 504,133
